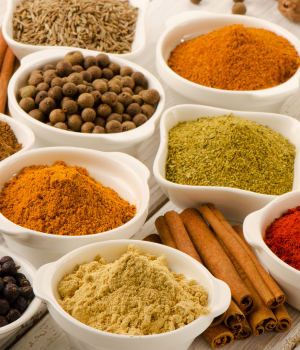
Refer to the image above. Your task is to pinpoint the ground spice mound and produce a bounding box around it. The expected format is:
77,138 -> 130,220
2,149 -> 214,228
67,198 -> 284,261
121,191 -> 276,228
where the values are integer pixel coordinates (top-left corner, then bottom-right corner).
58,244 -> 210,335
165,115 -> 295,195
0,121 -> 22,161
264,207 -> 300,271
167,24 -> 300,91
0,161 -> 136,235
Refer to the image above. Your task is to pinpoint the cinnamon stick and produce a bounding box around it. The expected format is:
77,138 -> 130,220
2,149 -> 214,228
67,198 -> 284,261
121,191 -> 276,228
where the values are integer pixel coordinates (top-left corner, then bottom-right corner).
233,225 -> 286,306
224,300 -> 245,330
0,28 -> 8,72
142,234 -> 162,244
199,204 -> 276,308
6,58 -> 20,117
0,47 -> 15,114
164,211 -> 202,263
273,304 -> 292,332
154,216 -> 177,249
180,208 -> 254,314
209,311 -> 227,328
202,323 -> 234,349
235,319 -> 252,340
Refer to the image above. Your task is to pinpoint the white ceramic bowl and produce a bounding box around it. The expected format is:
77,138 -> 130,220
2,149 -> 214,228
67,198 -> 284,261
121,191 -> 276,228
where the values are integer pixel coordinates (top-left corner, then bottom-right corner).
3,0 -> 150,61
0,245 -> 41,340
0,147 -> 150,268
243,189 -> 300,311
8,48 -> 165,156
33,240 -> 231,350
153,104 -> 300,222
0,113 -> 35,156
156,11 -> 300,113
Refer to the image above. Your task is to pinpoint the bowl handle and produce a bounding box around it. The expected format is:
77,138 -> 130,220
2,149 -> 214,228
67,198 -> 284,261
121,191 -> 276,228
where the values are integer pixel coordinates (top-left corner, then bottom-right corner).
33,263 -> 54,304
209,277 -> 231,319
243,210 -> 265,251
166,11 -> 216,30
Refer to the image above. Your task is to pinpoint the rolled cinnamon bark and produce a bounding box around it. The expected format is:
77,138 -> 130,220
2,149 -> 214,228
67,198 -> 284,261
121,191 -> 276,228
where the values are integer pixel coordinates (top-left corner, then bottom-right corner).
202,323 -> 234,349
273,304 -> 292,332
142,234 -> 162,244
180,208 -> 254,314
209,311 -> 227,328
0,47 -> 15,114
224,300 -> 245,330
0,28 -> 8,72
199,204 -> 276,308
164,211 -> 202,263
154,216 -> 177,249
233,225 -> 286,306
235,319 -> 252,340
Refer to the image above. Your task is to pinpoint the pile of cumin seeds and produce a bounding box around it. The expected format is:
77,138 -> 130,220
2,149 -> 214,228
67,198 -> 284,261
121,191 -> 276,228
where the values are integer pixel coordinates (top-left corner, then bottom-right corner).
13,0 -> 138,54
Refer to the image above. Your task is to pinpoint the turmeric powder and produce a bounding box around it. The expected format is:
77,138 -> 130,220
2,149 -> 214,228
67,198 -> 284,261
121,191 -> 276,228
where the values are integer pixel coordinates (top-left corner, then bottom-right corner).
0,161 -> 136,235
167,24 -> 300,91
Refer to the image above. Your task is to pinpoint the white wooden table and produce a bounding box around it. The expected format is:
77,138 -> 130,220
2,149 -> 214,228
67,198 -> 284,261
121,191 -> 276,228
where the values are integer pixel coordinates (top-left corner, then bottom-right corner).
1,0 -> 300,349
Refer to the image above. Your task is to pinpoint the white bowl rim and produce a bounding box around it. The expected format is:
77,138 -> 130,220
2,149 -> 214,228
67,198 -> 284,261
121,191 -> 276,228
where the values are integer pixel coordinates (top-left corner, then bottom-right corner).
0,146 -> 150,240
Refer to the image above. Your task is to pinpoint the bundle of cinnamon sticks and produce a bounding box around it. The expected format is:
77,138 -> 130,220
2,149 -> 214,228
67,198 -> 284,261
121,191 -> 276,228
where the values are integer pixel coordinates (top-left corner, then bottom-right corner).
144,203 -> 292,349
0,28 -> 19,116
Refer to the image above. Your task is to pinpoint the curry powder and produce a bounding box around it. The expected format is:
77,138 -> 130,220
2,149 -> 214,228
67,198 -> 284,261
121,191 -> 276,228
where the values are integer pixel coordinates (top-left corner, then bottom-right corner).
167,24 -> 300,91
0,161 -> 136,235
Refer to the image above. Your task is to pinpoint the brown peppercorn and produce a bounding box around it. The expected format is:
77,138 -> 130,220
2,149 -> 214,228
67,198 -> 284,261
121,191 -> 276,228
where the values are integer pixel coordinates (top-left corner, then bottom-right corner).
96,53 -> 110,68
131,72 -> 147,87
121,114 -> 131,122
118,92 -> 133,106
108,83 -> 121,95
232,2 -> 246,14
78,93 -> 94,109
81,108 -> 96,122
39,97 -> 56,114
87,86 -> 94,93
19,85 -> 38,99
110,78 -> 123,89
54,122 -> 68,130
141,104 -> 155,118
140,89 -> 160,105
122,121 -> 136,131
51,77 -> 64,88
81,122 -> 95,133
112,102 -> 124,115
90,91 -> 102,106
106,120 -> 122,133
28,74 -> 44,86
133,114 -> 147,127
64,51 -> 84,66
49,109 -> 66,124
42,64 -> 55,72
133,86 -> 144,95
132,95 -> 143,106
83,56 -> 98,70
43,69 -> 58,78
72,65 -> 84,73
101,92 -> 118,107
122,87 -> 134,95
37,82 -> 50,92
87,66 -> 102,80
80,71 -> 93,83
107,113 -> 122,124
94,117 -> 106,128
62,77 -> 68,84
126,103 -> 142,117
56,60 -> 72,77
96,104 -> 112,118
92,79 -> 108,94
67,114 -> 83,131
120,66 -> 133,77
108,62 -> 120,75
62,100 -> 78,115
60,96 -> 72,108
46,122 -> 54,126
92,126 -> 106,133
77,84 -> 89,95
121,76 -> 135,90
101,68 -> 114,80
28,109 -> 45,122
48,86 -> 64,102
35,91 -> 48,106
67,72 -> 83,86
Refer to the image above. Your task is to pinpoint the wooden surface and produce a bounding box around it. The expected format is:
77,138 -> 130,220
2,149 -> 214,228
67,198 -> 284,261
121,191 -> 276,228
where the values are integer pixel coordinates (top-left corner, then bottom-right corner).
1,0 -> 300,349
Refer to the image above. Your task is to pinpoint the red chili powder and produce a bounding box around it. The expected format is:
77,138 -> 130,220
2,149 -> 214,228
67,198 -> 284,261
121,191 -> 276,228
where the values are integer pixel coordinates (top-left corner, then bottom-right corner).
264,207 -> 300,271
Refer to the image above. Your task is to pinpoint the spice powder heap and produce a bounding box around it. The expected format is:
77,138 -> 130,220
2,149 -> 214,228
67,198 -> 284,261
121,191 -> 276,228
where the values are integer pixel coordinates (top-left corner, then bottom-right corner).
165,115 -> 295,195
168,24 -> 300,91
0,121 -> 22,161
0,161 -> 136,235
58,244 -> 210,335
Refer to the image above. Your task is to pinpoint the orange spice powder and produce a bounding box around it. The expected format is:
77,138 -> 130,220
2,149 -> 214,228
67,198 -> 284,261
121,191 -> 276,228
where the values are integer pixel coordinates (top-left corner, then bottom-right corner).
167,24 -> 300,91
0,161 -> 136,236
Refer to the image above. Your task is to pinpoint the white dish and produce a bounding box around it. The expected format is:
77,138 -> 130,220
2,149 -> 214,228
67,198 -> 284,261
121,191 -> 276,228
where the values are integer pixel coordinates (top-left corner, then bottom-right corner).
0,245 -> 41,340
33,239 -> 231,350
0,113 -> 35,156
8,49 -> 165,156
243,189 -> 300,311
0,147 -> 150,268
156,11 -> 300,113
3,0 -> 150,61
153,104 -> 300,222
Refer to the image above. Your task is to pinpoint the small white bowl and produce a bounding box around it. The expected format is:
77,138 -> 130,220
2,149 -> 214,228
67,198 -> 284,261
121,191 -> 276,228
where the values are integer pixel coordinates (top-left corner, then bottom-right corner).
0,245 -> 41,340
243,189 -> 300,311
156,11 -> 300,113
153,104 -> 300,222
0,147 -> 150,268
3,0 -> 150,61
0,113 -> 35,157
33,240 -> 231,350
8,48 -> 165,156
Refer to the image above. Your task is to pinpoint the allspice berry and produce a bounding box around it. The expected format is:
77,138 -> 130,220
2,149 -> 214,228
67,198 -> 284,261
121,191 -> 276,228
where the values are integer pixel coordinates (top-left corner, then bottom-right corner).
51,77 -> 64,87
64,51 -> 84,66
121,76 -> 135,90
126,103 -> 142,117
112,102 -> 124,115
140,89 -> 160,105
37,82 -> 50,92
92,126 -> 106,133
87,66 -> 102,80
28,74 -> 44,86
62,100 -> 78,115
49,109 -> 66,124
107,113 -> 122,124
42,64 -> 55,72
108,83 -> 121,95
81,108 -> 96,122
77,84 -> 89,95
62,83 -> 77,97
131,72 -> 147,87
56,60 -> 72,77
54,122 -> 68,130
19,86 -> 38,99
96,53 -> 110,68
120,66 -> 133,77
48,86 -> 64,102
133,86 -> 144,95
118,92 -> 133,106
96,104 -> 112,118
101,68 -> 114,80
19,97 -> 36,112
141,104 -> 155,118
108,62 -> 120,75
106,120 -> 122,133
68,114 -> 83,131
35,91 -> 48,106
122,87 -> 134,95
28,109 -> 45,122
67,72 -> 83,86
39,97 -> 56,114
92,79 -> 108,94
232,2 -> 246,14
133,114 -> 147,127
72,65 -> 84,73
90,91 -> 102,106
122,121 -> 136,131
83,56 -> 98,70
121,114 -> 131,122
78,93 -> 94,109
81,122 -> 95,133
94,117 -> 106,128
132,95 -> 143,106
101,92 -> 118,107
80,71 -> 93,83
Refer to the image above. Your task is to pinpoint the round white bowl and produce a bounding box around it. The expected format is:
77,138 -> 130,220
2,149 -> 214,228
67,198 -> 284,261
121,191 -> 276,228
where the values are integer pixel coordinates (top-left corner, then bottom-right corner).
243,189 -> 300,311
0,147 -> 150,268
0,245 -> 41,340
156,11 -> 300,113
8,49 -> 165,157
3,0 -> 150,61
153,104 -> 300,222
0,113 -> 35,157
33,240 -> 231,350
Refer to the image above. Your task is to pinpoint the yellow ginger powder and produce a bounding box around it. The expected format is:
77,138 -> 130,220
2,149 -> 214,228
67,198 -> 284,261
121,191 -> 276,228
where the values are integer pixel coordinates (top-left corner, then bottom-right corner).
58,244 -> 210,335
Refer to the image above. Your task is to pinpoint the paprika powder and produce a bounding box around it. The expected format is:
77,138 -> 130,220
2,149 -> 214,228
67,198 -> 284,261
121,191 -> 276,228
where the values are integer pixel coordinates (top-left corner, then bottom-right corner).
264,207 -> 300,271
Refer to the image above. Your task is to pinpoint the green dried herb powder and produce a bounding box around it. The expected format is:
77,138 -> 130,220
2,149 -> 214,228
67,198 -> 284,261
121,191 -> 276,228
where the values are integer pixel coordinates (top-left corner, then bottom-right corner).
165,115 -> 295,195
